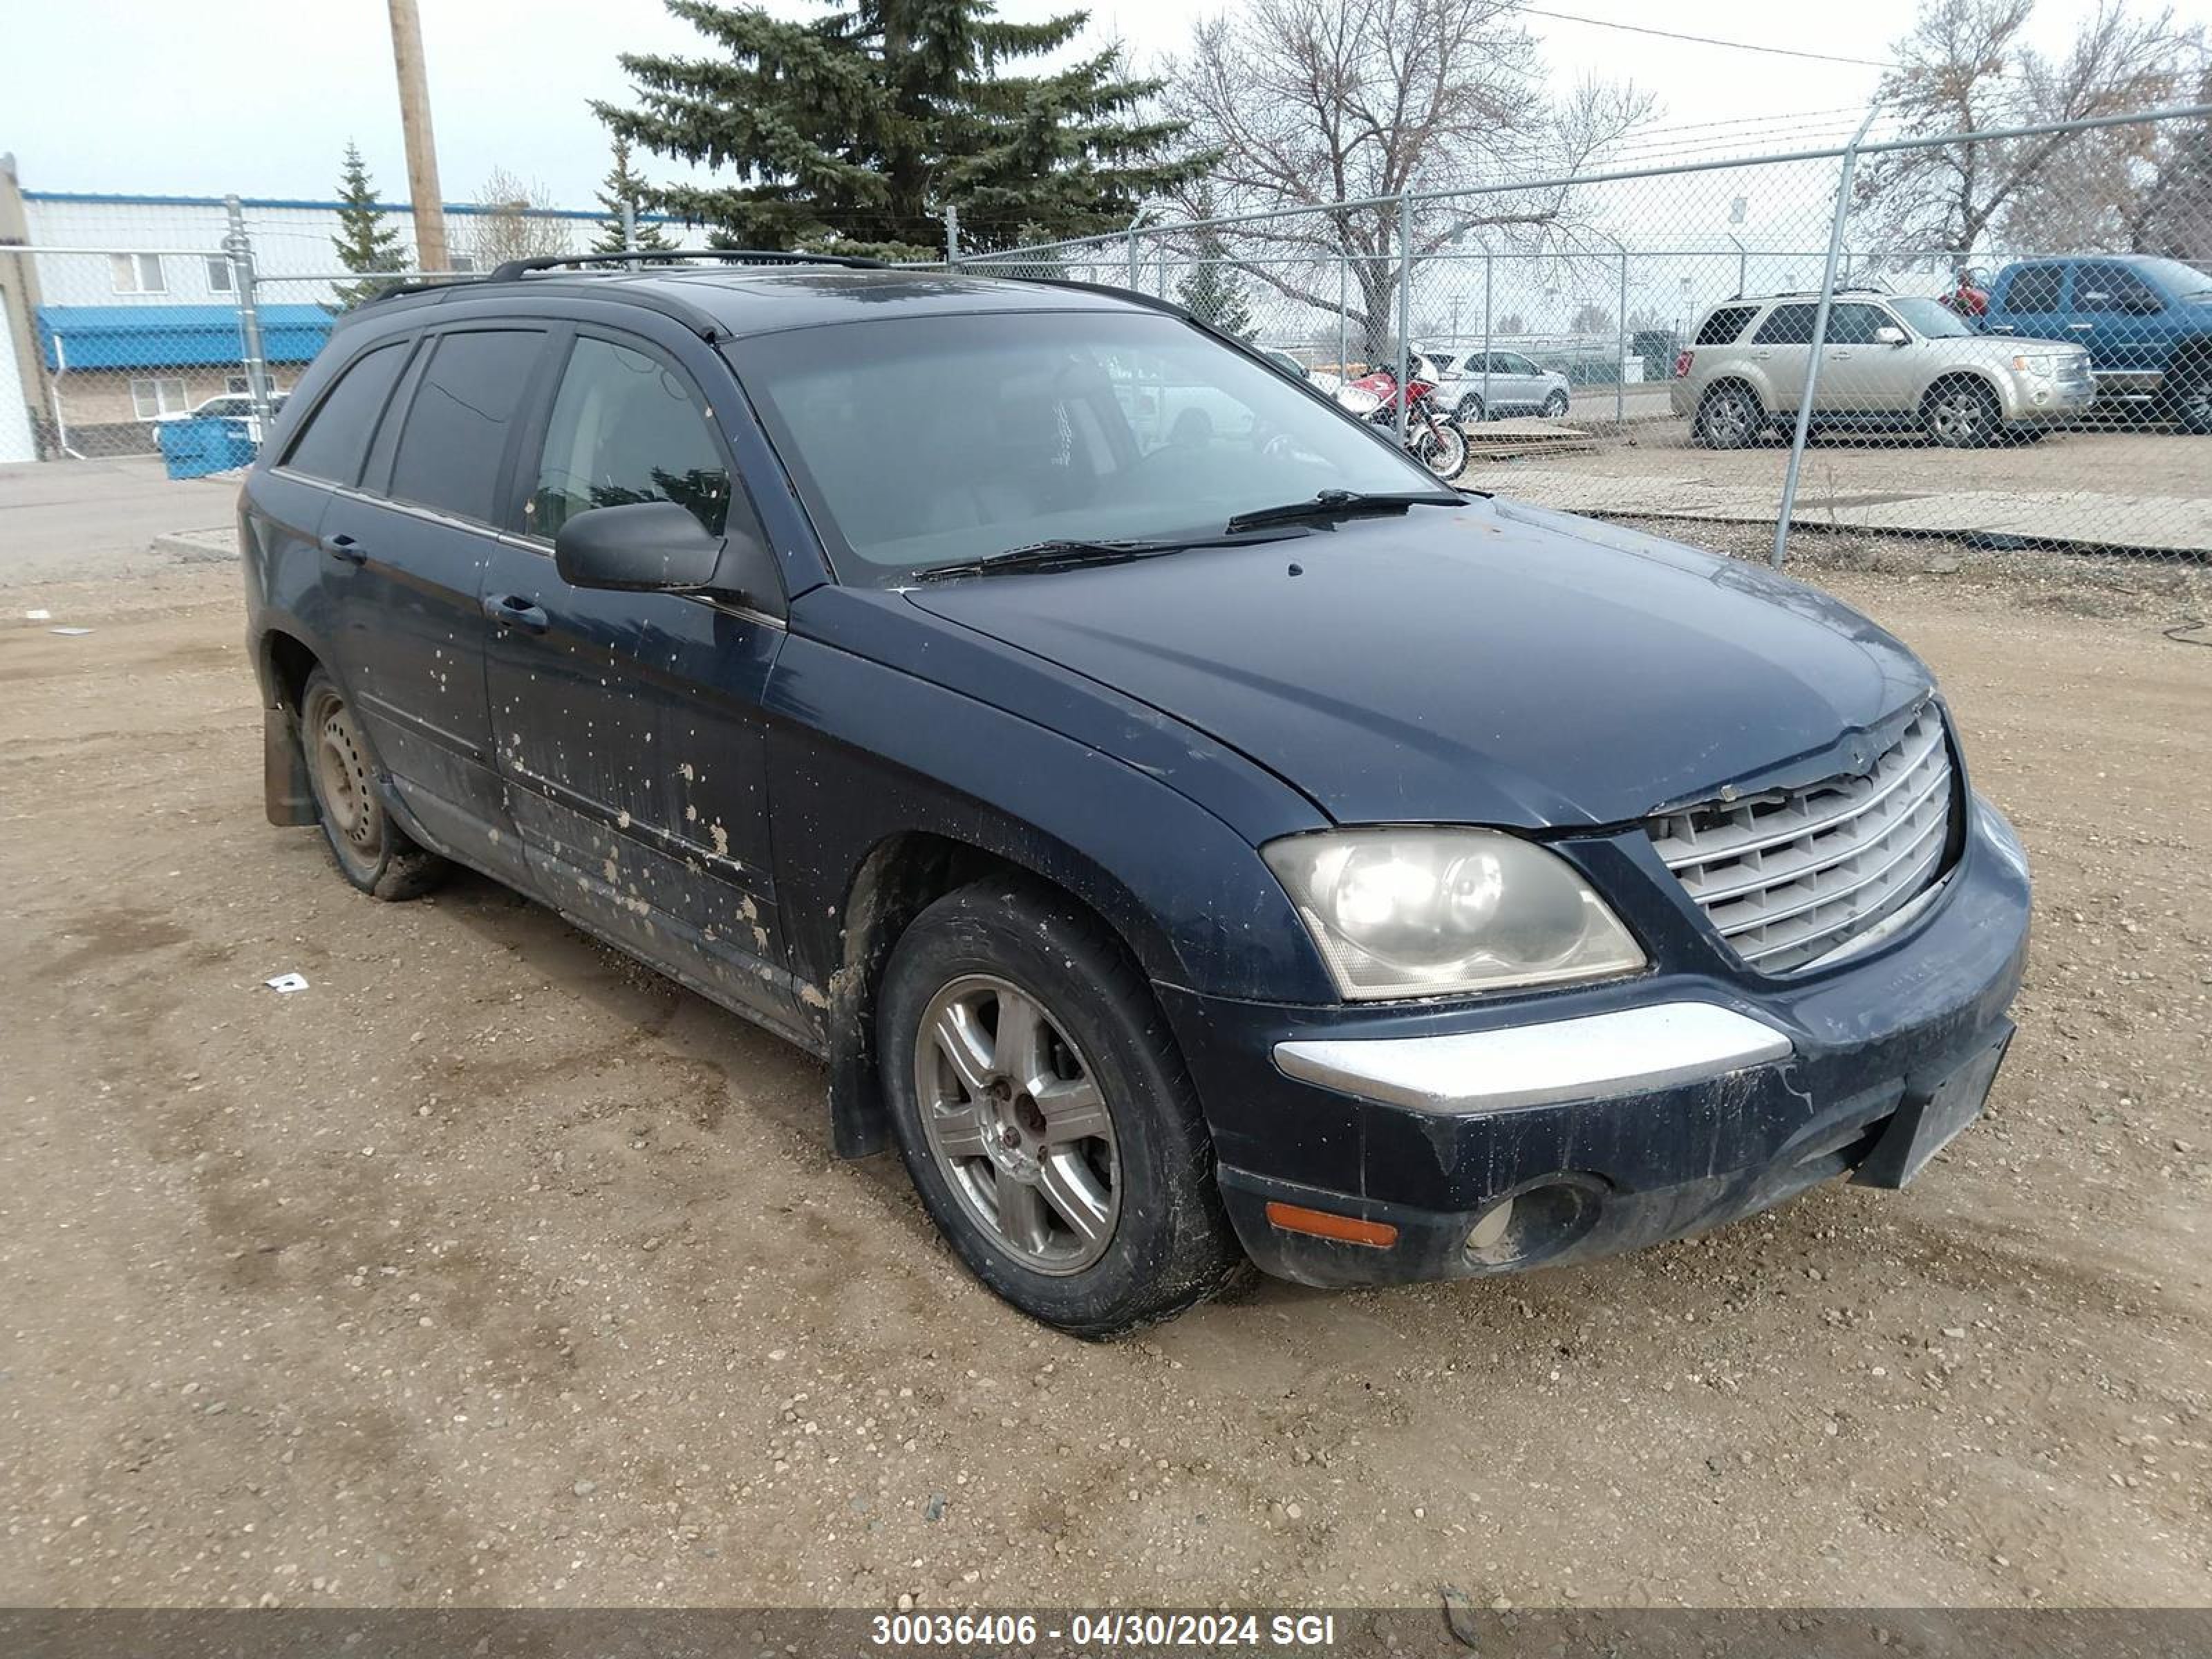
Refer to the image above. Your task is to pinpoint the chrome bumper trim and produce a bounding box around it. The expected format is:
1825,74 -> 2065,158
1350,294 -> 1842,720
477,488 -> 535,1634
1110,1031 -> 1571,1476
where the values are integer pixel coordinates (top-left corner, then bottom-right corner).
1273,1002 -> 1794,1116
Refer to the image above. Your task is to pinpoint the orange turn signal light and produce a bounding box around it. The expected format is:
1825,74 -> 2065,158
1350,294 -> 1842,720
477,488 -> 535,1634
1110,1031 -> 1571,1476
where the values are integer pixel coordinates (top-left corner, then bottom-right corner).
1264,1201 -> 1399,1249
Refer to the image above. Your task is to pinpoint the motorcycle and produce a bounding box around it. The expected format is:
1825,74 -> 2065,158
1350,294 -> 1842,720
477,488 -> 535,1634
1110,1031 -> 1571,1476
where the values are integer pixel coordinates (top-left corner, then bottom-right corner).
1333,361 -> 1468,479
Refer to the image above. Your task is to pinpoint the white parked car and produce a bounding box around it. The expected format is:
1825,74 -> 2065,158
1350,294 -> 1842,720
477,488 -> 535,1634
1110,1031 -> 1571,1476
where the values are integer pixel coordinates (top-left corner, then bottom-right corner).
154,391 -> 288,426
1428,350 -> 1571,423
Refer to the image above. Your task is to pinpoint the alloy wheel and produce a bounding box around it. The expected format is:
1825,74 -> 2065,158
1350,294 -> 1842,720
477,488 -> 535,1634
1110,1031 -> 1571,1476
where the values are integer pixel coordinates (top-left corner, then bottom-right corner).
913,974 -> 1120,1274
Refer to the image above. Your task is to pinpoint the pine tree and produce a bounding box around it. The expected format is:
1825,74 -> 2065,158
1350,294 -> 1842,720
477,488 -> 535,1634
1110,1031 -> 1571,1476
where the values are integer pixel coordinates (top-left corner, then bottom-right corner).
594,0 -> 1210,260
330,142 -> 406,308
592,135 -> 676,256
1176,196 -> 1252,336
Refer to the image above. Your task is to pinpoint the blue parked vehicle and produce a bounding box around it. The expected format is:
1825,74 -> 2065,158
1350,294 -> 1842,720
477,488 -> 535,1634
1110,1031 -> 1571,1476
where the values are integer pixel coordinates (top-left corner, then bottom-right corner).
239,252 -> 2030,1335
1978,254 -> 2212,432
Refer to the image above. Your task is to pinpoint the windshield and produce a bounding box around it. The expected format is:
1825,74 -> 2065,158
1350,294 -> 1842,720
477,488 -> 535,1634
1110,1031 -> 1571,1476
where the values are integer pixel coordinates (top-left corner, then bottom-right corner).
2131,256 -> 2212,298
728,310 -> 1442,585
1889,297 -> 1976,338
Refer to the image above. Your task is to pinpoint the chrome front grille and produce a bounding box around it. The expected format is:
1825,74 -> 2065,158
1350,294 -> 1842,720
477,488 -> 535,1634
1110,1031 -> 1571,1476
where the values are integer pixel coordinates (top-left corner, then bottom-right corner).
1647,706 -> 1953,975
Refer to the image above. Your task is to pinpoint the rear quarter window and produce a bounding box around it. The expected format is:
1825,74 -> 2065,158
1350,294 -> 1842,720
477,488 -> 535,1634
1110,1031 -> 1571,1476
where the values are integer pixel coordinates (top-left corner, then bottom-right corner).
1695,305 -> 1757,346
281,340 -> 411,485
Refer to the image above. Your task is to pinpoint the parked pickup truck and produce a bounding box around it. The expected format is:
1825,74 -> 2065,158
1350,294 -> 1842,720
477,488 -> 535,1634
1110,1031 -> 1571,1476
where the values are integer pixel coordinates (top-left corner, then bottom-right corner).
1978,254 -> 2212,433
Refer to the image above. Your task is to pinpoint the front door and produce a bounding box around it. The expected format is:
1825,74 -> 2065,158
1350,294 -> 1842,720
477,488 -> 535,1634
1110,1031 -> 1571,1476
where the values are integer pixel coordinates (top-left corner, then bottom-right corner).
317,326 -> 548,879
480,325 -> 798,1031
2072,261 -> 2169,402
1814,301 -> 1911,415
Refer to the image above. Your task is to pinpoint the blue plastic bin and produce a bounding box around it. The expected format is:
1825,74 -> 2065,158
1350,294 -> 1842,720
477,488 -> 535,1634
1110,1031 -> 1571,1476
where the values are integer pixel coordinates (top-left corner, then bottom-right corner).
156,415 -> 258,480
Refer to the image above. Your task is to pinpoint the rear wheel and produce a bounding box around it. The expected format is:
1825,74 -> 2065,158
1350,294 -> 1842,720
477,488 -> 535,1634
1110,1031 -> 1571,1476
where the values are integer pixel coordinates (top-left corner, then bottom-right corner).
1694,384 -> 1761,449
878,879 -> 1240,1337
1922,377 -> 2001,448
299,670 -> 449,900
1543,389 -> 1570,419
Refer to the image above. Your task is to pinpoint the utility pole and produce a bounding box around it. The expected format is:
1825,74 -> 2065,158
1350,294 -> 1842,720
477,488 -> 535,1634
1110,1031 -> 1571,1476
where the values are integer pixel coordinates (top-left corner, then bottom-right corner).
386,0 -> 449,272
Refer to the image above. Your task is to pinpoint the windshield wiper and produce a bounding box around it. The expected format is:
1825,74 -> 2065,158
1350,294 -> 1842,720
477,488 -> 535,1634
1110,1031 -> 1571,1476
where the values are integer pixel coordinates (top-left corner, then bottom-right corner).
912,528 -> 1308,583
912,537 -> 1194,583
1224,487 -> 1468,534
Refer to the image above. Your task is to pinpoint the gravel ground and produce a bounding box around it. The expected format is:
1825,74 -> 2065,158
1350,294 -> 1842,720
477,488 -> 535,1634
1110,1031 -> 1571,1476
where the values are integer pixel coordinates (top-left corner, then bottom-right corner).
1,549 -> 2208,1612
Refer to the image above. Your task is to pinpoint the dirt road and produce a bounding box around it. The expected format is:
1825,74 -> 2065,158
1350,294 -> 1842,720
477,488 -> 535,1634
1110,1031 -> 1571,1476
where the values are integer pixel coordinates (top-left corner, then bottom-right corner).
1,556 -> 2207,1611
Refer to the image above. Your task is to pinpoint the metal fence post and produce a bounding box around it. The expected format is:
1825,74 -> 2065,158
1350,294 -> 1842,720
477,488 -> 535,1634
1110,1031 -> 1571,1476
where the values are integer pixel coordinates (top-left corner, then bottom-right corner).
1773,104 -> 1880,569
223,195 -> 274,432
944,204 -> 959,267
1395,194 -> 1412,442
1336,243 -> 1347,375
1616,244 -> 1629,427
621,200 -> 637,253
1127,223 -> 1140,289
1481,252 -> 1492,414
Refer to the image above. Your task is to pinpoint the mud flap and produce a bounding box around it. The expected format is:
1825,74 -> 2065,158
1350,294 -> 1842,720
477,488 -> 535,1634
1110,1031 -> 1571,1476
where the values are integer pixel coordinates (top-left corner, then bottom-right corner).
263,705 -> 316,827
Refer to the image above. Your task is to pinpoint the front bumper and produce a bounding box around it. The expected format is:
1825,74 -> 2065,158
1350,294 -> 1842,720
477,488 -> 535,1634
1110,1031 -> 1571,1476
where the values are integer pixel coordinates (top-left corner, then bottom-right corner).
1164,795 -> 2031,1287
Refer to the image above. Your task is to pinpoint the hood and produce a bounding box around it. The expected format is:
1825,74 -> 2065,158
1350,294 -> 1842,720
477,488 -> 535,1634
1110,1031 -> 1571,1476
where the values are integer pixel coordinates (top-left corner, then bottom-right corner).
902,498 -> 1932,830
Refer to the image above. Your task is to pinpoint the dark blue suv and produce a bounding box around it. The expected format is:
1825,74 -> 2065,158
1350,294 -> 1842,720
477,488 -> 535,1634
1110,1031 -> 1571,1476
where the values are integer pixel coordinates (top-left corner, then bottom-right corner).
241,254 -> 2031,1335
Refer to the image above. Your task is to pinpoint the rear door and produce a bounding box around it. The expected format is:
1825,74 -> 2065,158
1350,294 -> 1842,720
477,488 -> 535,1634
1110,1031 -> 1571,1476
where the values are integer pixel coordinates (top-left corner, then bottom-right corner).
479,321 -> 798,1032
316,325 -> 552,879
1749,302 -> 1817,411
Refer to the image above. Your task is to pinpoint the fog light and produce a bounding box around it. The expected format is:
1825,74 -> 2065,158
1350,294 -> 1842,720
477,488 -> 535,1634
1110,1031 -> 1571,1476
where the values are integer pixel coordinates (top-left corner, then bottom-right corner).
1465,1200 -> 1515,1253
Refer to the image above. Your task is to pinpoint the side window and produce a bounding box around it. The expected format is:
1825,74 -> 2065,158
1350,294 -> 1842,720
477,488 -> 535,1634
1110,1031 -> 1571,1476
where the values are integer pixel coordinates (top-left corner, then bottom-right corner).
1825,303 -> 1888,346
281,341 -> 410,485
527,336 -> 734,540
1506,353 -> 1541,375
2005,265 -> 2064,312
386,330 -> 547,523
2077,264 -> 2162,315
1696,306 -> 1756,345
1753,303 -> 1819,345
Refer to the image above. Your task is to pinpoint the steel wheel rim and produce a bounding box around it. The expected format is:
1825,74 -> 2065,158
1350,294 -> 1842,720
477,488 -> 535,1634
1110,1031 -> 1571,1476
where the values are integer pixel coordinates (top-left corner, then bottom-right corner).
1706,396 -> 1750,444
312,697 -> 377,852
914,973 -> 1119,1275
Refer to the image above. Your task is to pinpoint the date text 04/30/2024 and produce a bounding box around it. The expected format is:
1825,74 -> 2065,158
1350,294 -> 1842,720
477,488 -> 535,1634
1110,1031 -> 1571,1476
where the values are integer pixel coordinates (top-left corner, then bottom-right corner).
869,1612 -> 1341,1647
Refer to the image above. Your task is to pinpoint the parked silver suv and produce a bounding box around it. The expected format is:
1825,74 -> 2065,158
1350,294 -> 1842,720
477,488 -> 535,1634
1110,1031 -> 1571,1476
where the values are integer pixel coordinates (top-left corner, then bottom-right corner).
1670,291 -> 2093,447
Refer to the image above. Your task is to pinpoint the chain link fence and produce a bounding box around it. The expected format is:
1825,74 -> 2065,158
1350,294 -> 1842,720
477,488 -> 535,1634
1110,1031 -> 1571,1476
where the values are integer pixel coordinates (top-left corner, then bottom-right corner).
961,102 -> 2212,572
7,105 -> 2208,571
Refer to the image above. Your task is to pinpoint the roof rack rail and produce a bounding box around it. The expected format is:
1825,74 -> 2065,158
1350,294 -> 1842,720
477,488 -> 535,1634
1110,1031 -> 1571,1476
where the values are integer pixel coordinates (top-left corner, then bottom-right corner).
485,247 -> 887,281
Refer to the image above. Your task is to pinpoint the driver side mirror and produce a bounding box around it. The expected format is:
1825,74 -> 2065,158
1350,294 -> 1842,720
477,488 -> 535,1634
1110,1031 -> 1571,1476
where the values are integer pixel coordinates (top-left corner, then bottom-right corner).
554,500 -> 729,595
1875,325 -> 1909,346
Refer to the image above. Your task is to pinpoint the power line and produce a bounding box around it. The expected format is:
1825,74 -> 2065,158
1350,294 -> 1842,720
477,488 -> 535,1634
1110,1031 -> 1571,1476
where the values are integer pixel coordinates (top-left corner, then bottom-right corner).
1512,5 -> 1902,71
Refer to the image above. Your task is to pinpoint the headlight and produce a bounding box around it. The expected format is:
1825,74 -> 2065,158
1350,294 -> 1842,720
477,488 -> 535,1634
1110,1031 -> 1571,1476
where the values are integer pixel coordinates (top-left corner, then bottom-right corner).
1263,828 -> 1647,1000
2011,354 -> 2054,376
1335,386 -> 1383,415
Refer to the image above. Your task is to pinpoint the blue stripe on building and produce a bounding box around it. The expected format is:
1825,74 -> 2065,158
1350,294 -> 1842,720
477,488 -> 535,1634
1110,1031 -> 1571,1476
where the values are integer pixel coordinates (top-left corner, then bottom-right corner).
36,304 -> 337,371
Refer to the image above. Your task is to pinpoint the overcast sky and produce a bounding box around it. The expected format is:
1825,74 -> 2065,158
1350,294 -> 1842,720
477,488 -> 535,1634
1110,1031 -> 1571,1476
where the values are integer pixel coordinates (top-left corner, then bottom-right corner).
4,0 -> 2204,210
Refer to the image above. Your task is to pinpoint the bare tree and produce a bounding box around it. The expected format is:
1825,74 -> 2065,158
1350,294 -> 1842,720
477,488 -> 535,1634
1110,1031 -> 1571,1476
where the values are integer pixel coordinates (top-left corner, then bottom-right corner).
463,167 -> 574,269
1165,0 -> 1649,358
1854,0 -> 2195,259
2000,54 -> 2212,255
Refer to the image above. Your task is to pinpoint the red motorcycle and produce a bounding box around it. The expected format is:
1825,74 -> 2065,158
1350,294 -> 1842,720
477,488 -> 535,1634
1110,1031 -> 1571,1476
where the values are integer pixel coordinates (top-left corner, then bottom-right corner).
1334,359 -> 1469,479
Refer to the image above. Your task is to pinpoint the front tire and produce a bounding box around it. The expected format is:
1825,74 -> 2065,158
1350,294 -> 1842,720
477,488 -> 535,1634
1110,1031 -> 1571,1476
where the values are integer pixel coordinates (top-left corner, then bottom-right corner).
878,879 -> 1240,1337
1454,393 -> 1486,425
299,670 -> 449,900
2166,363 -> 2212,435
1922,377 -> 2001,448
1410,413 -> 1468,479
1543,389 -> 1570,419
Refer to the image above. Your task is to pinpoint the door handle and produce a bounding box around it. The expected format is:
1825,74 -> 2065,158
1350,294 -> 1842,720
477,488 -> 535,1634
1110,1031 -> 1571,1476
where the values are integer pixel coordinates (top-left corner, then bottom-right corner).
321,532 -> 366,565
482,593 -> 549,633
2068,322 -> 2094,331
